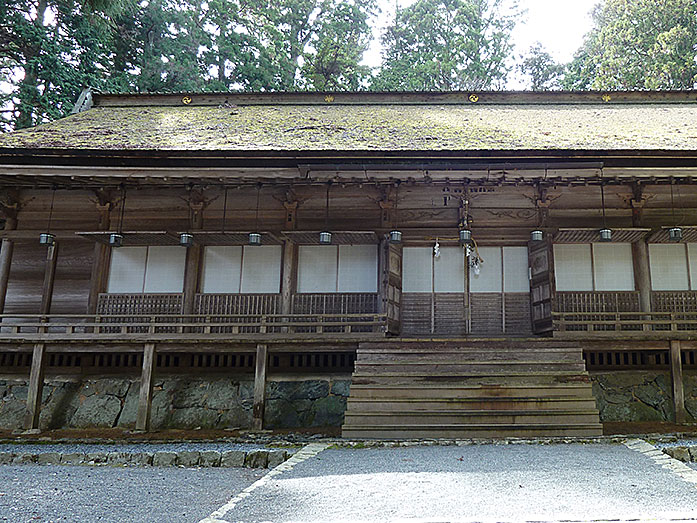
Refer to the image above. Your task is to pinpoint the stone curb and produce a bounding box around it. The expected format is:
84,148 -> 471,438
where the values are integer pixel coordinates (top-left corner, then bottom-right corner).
0,448 -> 289,469
663,445 -> 697,463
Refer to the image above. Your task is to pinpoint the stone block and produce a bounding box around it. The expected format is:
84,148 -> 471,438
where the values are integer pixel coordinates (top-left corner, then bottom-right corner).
330,380 -> 351,397
13,453 -> 36,464
69,394 -> 123,428
176,451 -> 201,467
267,450 -> 287,468
0,452 -> 14,465
266,381 -> 329,401
221,450 -> 246,468
689,446 -> 697,462
244,450 -> 269,469
310,396 -> 347,427
200,450 -> 221,467
95,379 -> 131,397
132,453 -> 153,466
86,452 -> 108,464
61,452 -> 86,465
116,384 -> 140,428
153,451 -> 177,467
107,452 -> 132,465
665,446 -> 691,462
36,452 -> 61,465
168,407 -> 219,429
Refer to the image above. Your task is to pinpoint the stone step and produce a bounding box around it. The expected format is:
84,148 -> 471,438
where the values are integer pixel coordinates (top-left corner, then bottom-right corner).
341,424 -> 604,439
346,398 -> 600,412
348,384 -> 596,399
343,410 -> 601,426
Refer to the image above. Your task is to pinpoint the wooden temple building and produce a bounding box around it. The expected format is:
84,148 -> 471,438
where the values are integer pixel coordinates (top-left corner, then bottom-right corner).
0,90 -> 696,438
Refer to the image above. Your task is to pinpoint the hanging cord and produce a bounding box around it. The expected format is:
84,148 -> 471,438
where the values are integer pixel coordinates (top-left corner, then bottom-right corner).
255,183 -> 261,231
670,179 -> 677,224
600,175 -> 607,229
118,185 -> 126,234
324,181 -> 331,230
46,187 -> 56,233
221,186 -> 228,233
392,181 -> 399,229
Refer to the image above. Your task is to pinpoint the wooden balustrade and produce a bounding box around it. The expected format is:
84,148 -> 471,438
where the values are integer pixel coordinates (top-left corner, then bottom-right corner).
553,311 -> 697,334
0,312 -> 387,339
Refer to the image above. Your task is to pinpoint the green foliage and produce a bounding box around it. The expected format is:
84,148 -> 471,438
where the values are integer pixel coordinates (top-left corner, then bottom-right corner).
563,0 -> 697,90
518,43 -> 564,91
372,0 -> 519,91
0,0 -> 378,131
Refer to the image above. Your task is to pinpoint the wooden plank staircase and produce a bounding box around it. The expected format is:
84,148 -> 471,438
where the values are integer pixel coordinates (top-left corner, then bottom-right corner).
341,340 -> 603,439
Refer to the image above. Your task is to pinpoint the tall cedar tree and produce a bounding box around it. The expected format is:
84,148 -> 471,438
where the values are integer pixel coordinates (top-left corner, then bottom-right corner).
1,0 -> 376,131
564,0 -> 697,90
373,0 -> 518,91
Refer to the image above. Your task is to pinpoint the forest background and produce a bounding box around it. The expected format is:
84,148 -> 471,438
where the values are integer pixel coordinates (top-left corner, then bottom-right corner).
1,0 -> 696,132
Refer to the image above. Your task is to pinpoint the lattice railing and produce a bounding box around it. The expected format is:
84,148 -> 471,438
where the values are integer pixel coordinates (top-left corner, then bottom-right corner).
292,293 -> 378,333
555,291 -> 641,313
97,293 -> 184,315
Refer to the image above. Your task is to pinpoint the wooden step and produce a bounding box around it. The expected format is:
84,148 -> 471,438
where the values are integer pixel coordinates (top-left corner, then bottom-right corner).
348,384 -> 595,400
354,362 -> 587,374
342,340 -> 601,439
358,351 -> 584,363
343,411 -> 601,425
346,398 -> 600,411
342,424 -> 604,439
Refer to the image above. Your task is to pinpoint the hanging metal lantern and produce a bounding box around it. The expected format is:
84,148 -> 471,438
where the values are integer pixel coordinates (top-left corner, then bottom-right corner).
599,228 -> 612,242
459,228 -> 472,245
669,227 -> 683,242
179,232 -> 194,247
39,233 -> 55,246
109,233 -> 124,247
389,230 -> 402,244
530,230 -> 544,242
248,232 -> 262,246
319,231 -> 332,245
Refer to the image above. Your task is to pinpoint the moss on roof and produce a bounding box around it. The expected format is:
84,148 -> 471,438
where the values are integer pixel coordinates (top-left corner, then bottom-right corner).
1,103 -> 697,152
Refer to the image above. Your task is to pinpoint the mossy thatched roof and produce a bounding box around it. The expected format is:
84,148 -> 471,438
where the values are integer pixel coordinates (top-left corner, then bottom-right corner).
2,101 -> 697,152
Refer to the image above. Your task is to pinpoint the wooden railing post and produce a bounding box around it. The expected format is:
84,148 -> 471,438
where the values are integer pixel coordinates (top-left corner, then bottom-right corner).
40,242 -> 59,315
252,343 -> 268,430
135,342 -> 156,432
670,340 -> 686,424
22,343 -> 47,431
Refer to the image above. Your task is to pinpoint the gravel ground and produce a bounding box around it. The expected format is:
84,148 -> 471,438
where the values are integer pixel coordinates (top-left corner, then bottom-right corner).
654,438 -> 697,449
0,464 -> 264,523
227,444 -> 697,522
0,442 -> 276,455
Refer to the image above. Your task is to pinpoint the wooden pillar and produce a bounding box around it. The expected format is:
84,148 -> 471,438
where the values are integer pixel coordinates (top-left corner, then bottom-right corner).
40,242 -> 59,315
22,343 -> 46,431
88,197 -> 112,314
670,340 -> 686,423
252,343 -> 268,430
281,241 -> 296,315
182,195 -> 204,315
632,241 -> 652,313
182,245 -> 202,315
22,241 -> 59,432
135,343 -> 156,432
0,216 -> 17,314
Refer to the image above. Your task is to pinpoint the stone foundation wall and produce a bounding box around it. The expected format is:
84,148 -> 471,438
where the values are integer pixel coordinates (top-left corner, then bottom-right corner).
591,371 -> 697,422
0,375 -> 351,431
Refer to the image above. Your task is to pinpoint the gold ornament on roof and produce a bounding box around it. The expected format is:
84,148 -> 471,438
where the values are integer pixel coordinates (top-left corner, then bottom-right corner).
602,94 -> 612,102
468,93 -> 479,103
182,96 -> 192,105
324,95 -> 335,103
